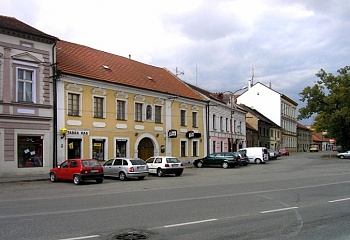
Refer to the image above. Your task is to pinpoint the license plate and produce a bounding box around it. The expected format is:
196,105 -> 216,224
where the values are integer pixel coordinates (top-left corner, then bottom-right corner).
91,170 -> 99,173
172,164 -> 179,167
137,166 -> 145,170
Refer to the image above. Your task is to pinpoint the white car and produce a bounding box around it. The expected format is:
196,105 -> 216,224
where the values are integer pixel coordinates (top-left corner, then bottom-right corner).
146,156 -> 184,177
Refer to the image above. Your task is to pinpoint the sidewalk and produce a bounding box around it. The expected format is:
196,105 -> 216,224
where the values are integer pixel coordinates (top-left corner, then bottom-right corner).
0,162 -> 195,184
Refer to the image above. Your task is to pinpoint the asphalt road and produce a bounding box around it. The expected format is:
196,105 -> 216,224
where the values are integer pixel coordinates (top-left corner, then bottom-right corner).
0,152 -> 349,240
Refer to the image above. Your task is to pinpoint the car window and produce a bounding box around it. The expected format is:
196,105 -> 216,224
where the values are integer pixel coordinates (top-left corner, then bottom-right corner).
166,158 -> 181,163
155,158 -> 162,163
146,158 -> 155,163
61,161 -> 68,168
130,159 -> 146,165
122,160 -> 128,165
104,159 -> 114,166
113,159 -> 122,165
82,160 -> 101,167
223,153 -> 234,158
207,153 -> 216,158
70,161 -> 78,168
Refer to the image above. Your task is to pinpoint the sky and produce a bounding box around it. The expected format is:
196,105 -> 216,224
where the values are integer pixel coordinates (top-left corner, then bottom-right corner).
1,0 -> 350,125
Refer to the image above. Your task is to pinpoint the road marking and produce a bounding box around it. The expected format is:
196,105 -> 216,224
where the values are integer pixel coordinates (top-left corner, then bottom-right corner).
328,197 -> 350,203
58,235 -> 100,240
164,218 -> 218,228
261,207 -> 299,214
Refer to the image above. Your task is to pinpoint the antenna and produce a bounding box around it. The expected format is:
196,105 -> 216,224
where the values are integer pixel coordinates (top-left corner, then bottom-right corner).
175,67 -> 184,77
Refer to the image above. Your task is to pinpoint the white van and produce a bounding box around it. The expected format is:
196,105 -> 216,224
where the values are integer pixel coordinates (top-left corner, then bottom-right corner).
238,147 -> 269,164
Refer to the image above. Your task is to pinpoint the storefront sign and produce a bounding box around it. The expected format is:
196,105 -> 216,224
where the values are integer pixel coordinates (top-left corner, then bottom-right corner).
186,131 -> 201,138
67,130 -> 89,135
168,129 -> 177,138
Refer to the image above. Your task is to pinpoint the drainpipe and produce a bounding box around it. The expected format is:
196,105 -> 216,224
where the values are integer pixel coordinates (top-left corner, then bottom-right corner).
206,100 -> 210,155
52,41 -> 57,167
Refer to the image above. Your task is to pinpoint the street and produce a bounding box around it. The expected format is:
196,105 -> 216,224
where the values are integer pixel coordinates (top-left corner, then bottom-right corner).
0,152 -> 349,240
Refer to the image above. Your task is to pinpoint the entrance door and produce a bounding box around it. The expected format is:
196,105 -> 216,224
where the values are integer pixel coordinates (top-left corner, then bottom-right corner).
138,138 -> 154,160
67,139 -> 82,159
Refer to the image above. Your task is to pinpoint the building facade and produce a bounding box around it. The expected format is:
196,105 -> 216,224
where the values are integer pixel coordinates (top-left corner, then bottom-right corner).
55,40 -> 206,165
0,16 -> 57,175
297,123 -> 312,152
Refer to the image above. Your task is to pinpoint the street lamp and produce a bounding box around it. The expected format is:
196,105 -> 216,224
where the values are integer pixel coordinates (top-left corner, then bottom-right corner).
225,86 -> 247,152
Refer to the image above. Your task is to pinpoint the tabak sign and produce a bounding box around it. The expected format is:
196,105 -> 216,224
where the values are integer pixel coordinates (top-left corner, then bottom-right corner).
168,129 -> 177,138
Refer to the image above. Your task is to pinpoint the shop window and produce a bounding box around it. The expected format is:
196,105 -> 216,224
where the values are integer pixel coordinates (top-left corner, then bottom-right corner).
92,139 -> 105,160
17,136 -> 43,168
116,140 -> 127,157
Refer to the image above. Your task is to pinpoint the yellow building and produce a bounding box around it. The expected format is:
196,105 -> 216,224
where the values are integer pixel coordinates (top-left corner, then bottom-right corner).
55,40 -> 206,165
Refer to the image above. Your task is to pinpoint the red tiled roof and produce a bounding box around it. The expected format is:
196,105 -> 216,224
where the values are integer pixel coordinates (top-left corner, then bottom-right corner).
56,40 -> 204,101
0,15 -> 57,42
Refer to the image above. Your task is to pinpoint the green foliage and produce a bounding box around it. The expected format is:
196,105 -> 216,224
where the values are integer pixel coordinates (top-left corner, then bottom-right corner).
298,66 -> 350,150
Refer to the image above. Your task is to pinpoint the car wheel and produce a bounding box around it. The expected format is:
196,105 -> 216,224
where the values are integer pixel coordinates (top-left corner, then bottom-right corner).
138,176 -> 145,180
50,173 -> 57,182
119,172 -> 127,181
73,175 -> 80,185
222,162 -> 229,169
255,159 -> 262,164
96,178 -> 103,183
157,168 -> 164,177
197,161 -> 203,168
340,155 -> 345,159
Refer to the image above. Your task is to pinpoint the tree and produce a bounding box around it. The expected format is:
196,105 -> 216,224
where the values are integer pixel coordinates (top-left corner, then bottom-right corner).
298,66 -> 350,150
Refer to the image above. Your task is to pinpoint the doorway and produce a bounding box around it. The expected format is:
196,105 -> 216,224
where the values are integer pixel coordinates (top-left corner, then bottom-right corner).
137,138 -> 154,160
67,138 -> 82,159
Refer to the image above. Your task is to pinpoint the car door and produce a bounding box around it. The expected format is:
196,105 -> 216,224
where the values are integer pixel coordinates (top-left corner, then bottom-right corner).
58,160 -> 70,180
112,159 -> 123,176
103,159 -> 114,176
203,153 -> 215,166
213,153 -> 225,166
146,157 -> 156,174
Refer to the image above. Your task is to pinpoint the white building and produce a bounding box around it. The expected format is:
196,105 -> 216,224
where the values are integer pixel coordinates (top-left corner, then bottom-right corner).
237,82 -> 298,152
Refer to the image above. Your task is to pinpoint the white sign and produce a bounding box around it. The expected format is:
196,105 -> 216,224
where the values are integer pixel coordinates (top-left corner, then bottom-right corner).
67,130 -> 89,135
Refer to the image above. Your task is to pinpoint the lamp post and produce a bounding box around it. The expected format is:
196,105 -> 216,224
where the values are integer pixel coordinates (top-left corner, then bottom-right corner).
225,86 -> 247,152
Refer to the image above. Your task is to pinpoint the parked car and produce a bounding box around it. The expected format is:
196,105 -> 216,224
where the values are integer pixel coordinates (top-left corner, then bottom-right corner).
238,147 -> 269,164
279,148 -> 290,156
193,152 -> 241,168
309,145 -> 319,152
267,149 -> 279,160
50,159 -> 104,185
336,150 -> 350,159
237,151 -> 249,166
103,158 -> 148,181
146,156 -> 183,176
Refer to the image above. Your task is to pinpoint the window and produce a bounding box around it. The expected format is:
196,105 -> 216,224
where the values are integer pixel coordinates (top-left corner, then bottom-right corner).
155,105 -> 162,123
181,141 -> 187,157
117,100 -> 126,120
213,115 -> 216,130
192,112 -> 198,128
146,105 -> 152,120
135,103 -> 143,122
17,68 -> 34,102
181,110 -> 186,126
226,118 -> 229,132
220,116 -> 223,131
17,136 -> 43,168
94,96 -> 104,118
68,93 -> 80,116
92,139 -> 105,161
192,141 -> 198,157
212,141 -> 216,153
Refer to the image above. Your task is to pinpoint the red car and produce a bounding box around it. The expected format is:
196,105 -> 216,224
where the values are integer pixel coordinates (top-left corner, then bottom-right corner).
50,159 -> 104,185
279,148 -> 289,156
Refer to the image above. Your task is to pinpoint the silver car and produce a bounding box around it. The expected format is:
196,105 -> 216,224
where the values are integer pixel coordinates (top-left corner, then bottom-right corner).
336,150 -> 350,159
103,158 -> 148,181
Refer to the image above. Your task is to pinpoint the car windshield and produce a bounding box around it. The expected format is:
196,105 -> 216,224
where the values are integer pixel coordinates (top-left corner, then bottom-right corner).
82,160 -> 101,167
130,159 -> 146,165
166,158 -> 181,163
